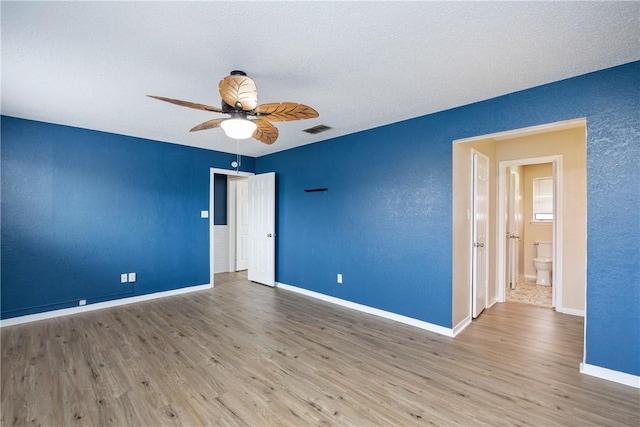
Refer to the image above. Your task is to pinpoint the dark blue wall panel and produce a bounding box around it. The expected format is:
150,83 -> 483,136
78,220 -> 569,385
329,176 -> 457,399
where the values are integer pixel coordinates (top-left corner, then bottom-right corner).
213,174 -> 228,225
257,62 -> 640,376
1,116 -> 254,318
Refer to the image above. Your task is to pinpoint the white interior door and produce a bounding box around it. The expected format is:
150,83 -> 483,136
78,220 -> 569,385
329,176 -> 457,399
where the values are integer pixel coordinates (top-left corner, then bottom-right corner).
235,179 -> 249,271
508,169 -> 521,289
248,172 -> 276,286
472,151 -> 489,318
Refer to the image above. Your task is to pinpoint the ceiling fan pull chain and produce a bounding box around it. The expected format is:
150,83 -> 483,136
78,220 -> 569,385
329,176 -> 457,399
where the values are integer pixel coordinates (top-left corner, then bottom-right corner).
236,138 -> 241,171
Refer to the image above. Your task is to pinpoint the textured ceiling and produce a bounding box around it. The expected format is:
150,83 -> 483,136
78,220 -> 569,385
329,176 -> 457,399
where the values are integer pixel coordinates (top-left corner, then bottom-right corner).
2,1 -> 639,157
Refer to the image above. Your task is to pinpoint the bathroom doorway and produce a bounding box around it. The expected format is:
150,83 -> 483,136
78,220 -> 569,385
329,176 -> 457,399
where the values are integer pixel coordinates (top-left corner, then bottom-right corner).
499,158 -> 559,309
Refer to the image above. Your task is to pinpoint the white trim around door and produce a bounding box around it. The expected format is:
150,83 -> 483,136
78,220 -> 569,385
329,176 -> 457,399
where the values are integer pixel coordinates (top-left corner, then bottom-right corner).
496,155 -> 563,311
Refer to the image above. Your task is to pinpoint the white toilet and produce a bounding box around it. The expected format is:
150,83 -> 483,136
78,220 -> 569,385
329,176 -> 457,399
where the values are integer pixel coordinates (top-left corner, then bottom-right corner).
533,241 -> 553,286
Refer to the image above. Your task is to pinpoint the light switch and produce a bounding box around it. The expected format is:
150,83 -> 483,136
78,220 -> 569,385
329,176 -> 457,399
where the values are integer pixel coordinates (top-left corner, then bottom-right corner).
121,273 -> 128,283
128,272 -> 136,282
201,210 -> 209,218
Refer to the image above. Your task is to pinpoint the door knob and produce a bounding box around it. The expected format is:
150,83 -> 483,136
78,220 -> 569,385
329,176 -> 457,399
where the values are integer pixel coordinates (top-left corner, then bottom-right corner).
267,233 -> 273,237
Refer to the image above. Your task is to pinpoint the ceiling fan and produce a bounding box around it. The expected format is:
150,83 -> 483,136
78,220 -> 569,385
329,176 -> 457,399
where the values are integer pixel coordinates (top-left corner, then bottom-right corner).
148,70 -> 319,144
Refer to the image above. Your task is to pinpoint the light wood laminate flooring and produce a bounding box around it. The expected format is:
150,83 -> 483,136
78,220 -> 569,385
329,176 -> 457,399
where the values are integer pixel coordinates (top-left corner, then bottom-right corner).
2,272 -> 639,426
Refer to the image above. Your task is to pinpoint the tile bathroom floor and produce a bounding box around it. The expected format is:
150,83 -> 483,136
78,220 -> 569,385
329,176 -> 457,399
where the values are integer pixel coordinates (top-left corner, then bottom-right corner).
506,276 -> 552,307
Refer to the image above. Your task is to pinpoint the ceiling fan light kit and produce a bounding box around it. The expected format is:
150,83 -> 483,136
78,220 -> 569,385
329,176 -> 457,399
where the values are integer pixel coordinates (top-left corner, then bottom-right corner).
148,71 -> 318,145
220,117 -> 257,139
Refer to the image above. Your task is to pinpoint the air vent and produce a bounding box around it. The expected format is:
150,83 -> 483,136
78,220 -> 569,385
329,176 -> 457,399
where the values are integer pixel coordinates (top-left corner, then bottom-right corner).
303,124 -> 332,134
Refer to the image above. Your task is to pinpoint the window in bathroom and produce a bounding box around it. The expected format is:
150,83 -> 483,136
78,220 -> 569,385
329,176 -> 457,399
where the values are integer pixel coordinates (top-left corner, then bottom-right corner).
533,177 -> 553,221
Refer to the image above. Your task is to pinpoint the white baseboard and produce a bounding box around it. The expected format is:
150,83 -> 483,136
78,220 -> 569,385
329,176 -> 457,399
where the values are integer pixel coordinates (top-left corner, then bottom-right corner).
0,283 -> 212,328
580,362 -> 640,389
560,307 -> 585,317
452,316 -> 472,337
276,282 -> 454,337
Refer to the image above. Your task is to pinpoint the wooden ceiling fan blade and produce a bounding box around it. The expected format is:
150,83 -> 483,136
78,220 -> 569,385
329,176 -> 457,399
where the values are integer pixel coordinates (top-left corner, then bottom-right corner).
253,102 -> 319,122
190,118 -> 225,132
252,119 -> 279,144
147,95 -> 223,113
218,75 -> 258,111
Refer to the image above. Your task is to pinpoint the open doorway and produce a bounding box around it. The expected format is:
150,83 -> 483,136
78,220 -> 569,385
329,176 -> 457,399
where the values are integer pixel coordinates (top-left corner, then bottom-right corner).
209,168 -> 252,286
209,169 -> 277,288
452,118 -> 586,334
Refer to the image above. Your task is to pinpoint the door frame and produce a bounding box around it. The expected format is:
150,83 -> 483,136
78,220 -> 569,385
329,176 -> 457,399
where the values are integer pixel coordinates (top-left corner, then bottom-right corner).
496,155 -> 563,310
210,168 -> 253,287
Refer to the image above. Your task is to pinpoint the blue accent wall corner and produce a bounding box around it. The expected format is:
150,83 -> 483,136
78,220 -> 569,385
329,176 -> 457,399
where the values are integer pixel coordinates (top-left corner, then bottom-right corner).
1,116 -> 254,318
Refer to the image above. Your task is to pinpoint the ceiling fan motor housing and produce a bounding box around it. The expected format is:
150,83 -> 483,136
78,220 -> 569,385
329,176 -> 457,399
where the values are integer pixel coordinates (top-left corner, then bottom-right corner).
221,101 -> 246,114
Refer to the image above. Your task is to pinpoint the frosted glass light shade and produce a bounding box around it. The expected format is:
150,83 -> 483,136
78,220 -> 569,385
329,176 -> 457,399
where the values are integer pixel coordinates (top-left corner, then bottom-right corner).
221,118 -> 257,139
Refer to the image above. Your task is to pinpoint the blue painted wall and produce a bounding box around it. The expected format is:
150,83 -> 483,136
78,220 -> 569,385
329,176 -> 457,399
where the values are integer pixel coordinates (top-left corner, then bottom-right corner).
1,116 -> 254,318
213,174 -> 228,225
257,62 -> 640,376
2,63 -> 638,377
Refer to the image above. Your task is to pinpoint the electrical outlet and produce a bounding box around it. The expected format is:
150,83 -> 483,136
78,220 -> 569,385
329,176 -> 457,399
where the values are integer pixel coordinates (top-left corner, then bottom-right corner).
128,272 -> 136,283
121,273 -> 128,283
79,299 -> 86,306
337,274 -> 343,284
